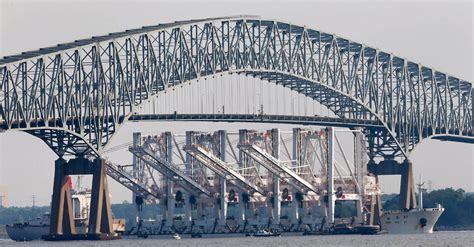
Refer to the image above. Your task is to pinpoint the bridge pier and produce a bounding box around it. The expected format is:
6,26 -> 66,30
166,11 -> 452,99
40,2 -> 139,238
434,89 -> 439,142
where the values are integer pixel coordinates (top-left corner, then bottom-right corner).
368,159 -> 417,215
45,158 -> 119,241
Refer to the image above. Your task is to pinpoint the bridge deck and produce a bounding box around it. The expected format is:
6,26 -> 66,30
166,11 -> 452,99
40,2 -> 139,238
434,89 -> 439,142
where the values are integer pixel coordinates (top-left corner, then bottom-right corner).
129,114 -> 383,128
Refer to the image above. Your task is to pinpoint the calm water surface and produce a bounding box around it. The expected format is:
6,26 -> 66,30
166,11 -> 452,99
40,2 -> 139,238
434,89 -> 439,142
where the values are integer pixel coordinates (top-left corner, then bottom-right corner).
0,231 -> 473,246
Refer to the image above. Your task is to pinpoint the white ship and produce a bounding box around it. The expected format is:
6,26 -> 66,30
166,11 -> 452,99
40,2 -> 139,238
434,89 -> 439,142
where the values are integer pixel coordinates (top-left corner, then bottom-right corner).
380,177 -> 444,234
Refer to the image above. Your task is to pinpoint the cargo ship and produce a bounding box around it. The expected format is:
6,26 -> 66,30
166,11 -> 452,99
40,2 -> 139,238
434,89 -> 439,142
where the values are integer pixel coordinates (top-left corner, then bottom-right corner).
380,177 -> 444,234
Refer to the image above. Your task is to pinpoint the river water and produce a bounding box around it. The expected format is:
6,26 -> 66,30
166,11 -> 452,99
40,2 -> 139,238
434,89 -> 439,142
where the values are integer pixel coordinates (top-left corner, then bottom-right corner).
0,231 -> 473,246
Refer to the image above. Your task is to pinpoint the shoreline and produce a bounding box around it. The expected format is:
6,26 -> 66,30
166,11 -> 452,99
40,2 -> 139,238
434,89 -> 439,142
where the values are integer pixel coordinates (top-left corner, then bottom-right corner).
436,226 -> 474,232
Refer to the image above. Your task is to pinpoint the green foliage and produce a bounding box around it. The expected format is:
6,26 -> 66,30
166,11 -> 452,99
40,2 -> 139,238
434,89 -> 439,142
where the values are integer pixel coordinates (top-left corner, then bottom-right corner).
382,188 -> 474,228
111,203 -> 161,228
335,201 -> 357,218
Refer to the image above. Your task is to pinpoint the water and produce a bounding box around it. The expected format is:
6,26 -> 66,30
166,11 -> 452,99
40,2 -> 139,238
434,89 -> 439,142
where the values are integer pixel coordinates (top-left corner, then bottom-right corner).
0,231 -> 473,247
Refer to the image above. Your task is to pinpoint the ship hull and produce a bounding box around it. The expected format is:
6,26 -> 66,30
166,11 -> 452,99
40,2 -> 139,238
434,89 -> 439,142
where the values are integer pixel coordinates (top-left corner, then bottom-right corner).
380,207 -> 444,234
5,225 -> 48,242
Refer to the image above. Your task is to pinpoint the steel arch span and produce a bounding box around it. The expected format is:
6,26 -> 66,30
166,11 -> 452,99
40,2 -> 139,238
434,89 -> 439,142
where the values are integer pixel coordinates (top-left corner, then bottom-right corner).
0,15 -> 473,160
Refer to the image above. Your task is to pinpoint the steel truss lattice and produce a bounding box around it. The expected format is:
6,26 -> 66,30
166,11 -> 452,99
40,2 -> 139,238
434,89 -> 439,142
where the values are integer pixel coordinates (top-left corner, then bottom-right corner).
0,15 -> 472,160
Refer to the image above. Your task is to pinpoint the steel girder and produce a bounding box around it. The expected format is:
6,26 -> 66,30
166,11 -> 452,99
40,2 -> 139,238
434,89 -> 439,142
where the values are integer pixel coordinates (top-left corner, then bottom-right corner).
0,15 -> 472,160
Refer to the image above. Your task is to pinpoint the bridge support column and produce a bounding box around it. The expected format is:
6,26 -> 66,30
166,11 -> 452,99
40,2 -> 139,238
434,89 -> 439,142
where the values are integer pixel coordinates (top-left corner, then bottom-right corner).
46,158 -> 119,241
49,158 -> 76,237
88,159 -> 114,235
399,160 -> 417,210
368,192 -> 382,226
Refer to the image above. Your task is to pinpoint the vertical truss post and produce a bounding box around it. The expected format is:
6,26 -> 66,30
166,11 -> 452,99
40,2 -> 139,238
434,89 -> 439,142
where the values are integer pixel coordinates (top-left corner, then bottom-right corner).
327,127 -> 335,226
471,89 -> 474,131
354,129 -> 365,222
178,131 -> 192,225
132,132 -> 142,226
271,128 -> 281,225
292,128 -> 301,224
165,131 -> 174,227
238,129 -> 248,223
218,130 -> 227,225
238,129 -> 248,169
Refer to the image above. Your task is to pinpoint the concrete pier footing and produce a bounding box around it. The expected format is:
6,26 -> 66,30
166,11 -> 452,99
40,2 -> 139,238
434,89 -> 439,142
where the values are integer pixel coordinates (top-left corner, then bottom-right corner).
44,158 -> 120,241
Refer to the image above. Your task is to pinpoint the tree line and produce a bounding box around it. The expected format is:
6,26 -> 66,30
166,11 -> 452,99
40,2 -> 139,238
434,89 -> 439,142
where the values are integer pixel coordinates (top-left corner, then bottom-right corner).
0,188 -> 472,229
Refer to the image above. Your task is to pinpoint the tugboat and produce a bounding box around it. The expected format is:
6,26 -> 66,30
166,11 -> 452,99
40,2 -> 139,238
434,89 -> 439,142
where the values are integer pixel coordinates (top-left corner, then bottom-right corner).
253,229 -> 281,237
380,176 -> 444,234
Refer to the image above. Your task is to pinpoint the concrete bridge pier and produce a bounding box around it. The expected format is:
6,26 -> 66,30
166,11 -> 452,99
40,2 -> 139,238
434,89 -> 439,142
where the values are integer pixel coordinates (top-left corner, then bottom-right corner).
45,157 -> 119,241
367,159 -> 417,224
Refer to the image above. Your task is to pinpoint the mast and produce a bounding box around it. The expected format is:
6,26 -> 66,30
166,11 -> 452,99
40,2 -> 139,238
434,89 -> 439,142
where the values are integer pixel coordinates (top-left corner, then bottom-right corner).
417,175 -> 424,210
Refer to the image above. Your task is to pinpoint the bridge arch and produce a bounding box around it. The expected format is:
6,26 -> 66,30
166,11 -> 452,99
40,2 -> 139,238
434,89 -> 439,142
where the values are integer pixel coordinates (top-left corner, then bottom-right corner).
1,15 -> 472,161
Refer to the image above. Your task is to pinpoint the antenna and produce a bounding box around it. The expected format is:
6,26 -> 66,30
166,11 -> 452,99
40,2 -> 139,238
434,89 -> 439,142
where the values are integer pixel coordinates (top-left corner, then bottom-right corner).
416,175 -> 425,210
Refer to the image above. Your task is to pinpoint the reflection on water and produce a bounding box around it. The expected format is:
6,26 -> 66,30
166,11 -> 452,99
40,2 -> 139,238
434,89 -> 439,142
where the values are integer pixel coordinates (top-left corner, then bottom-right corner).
0,231 -> 473,246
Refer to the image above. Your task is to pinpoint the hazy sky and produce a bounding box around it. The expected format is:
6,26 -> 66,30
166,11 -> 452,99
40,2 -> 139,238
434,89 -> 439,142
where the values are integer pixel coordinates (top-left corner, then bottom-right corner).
0,0 -> 473,206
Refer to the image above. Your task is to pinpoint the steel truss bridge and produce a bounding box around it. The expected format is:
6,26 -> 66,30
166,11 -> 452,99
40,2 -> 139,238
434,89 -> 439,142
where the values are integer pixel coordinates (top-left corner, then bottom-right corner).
1,15 -> 473,162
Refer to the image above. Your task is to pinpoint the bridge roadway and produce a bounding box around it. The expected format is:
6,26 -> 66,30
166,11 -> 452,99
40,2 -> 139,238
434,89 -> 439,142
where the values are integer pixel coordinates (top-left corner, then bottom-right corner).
129,113 -> 383,128
129,113 -> 474,144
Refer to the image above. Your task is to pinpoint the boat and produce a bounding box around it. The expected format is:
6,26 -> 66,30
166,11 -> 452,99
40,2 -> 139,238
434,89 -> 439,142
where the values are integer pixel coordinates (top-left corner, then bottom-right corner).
253,229 -> 281,237
380,176 -> 444,234
173,233 -> 181,240
352,225 -> 380,235
6,190 -> 91,242
330,223 -> 354,234
6,177 -> 126,241
5,212 -> 50,242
